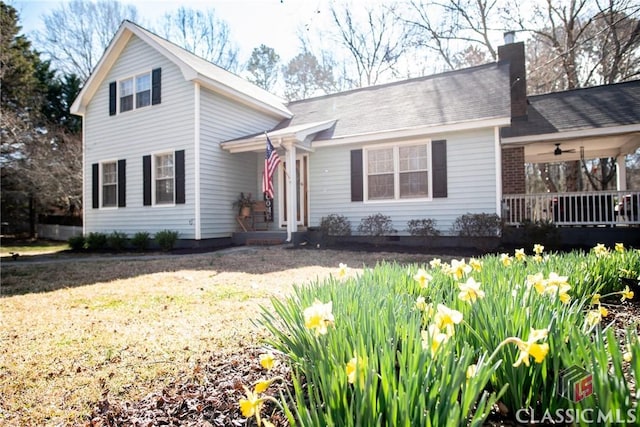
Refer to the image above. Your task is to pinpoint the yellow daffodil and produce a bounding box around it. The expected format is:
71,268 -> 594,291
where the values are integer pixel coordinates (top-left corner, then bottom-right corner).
303,300 -> 335,336
621,285 -> 634,302
450,259 -> 472,280
586,309 -> 603,327
434,303 -> 463,336
337,263 -> 348,279
346,355 -> 358,384
593,243 -> 609,257
514,248 -> 526,262
413,268 -> 433,288
559,291 -> 571,305
254,378 -> 274,394
259,352 -> 276,370
469,258 -> 483,272
623,345 -> 633,362
239,386 -> 262,418
429,258 -> 442,269
512,328 -> 549,367
415,296 -> 427,311
591,293 -> 601,305
500,253 -> 513,267
615,243 -> 625,253
533,244 -> 544,255
532,254 -> 544,263
599,305 -> 609,317
458,277 -> 485,303
466,364 -> 477,379
422,324 -> 449,356
526,272 -> 546,292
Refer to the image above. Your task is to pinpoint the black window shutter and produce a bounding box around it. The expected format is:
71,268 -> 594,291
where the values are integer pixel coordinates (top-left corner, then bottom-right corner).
151,68 -> 161,105
92,163 -> 99,208
117,159 -> 126,207
432,140 -> 447,198
175,150 -> 185,204
109,82 -> 116,116
143,155 -> 151,206
350,149 -> 363,202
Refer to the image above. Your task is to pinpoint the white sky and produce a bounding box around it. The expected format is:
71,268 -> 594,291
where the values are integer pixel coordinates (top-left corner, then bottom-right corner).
11,0 -> 334,62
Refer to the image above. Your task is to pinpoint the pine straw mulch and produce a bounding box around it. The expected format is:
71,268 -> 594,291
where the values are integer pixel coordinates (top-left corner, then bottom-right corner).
87,298 -> 639,427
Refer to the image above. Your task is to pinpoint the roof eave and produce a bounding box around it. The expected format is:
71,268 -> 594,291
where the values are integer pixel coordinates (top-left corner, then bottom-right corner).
501,123 -> 640,144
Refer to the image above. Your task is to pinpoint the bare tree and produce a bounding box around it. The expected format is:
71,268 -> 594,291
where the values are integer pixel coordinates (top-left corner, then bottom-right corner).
329,1 -> 409,87
158,7 -> 240,72
282,51 -> 337,101
246,45 -> 280,92
36,0 -> 138,81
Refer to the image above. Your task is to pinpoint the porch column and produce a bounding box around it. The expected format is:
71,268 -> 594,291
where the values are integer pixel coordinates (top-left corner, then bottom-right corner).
284,141 -> 298,241
616,155 -> 627,191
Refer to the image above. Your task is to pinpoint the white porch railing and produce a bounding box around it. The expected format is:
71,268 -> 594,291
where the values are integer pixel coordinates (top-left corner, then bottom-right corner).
502,191 -> 640,226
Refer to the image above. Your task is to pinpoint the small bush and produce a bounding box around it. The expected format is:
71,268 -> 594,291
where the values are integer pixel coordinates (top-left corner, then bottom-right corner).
521,219 -> 560,249
357,213 -> 396,236
406,218 -> 440,236
451,213 -> 502,237
131,231 -> 151,252
107,231 -> 128,252
155,229 -> 179,252
68,235 -> 85,251
84,232 -> 108,250
319,214 -> 352,236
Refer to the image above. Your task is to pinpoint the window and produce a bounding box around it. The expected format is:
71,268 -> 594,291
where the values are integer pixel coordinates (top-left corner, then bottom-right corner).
365,143 -> 429,201
102,162 -> 117,207
119,72 -> 151,113
155,153 -> 174,204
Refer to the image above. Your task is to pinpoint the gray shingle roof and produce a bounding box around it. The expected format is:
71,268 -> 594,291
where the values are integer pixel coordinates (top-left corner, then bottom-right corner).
502,80 -> 640,139
279,62 -> 512,139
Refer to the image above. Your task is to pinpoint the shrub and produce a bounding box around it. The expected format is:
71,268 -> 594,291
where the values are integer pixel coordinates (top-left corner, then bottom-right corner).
130,231 -> 151,252
357,213 -> 396,236
406,218 -> 440,236
84,232 -> 108,250
520,219 -> 560,248
451,213 -> 502,237
155,229 -> 179,251
68,235 -> 85,251
319,214 -> 351,236
107,231 -> 128,252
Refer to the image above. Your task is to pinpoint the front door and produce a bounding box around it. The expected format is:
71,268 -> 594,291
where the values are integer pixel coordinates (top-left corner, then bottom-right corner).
280,154 -> 308,227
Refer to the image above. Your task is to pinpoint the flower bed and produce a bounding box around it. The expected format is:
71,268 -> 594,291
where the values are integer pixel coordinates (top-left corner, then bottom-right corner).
247,244 -> 639,426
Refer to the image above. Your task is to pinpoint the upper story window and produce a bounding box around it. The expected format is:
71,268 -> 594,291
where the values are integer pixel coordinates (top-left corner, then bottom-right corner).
119,72 -> 151,113
154,153 -> 174,204
102,161 -> 118,207
365,142 -> 430,201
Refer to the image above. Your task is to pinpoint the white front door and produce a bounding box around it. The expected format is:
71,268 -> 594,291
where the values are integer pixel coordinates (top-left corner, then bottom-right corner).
280,154 -> 308,227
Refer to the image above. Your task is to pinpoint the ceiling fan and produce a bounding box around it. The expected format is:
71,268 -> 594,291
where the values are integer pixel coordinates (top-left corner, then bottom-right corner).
539,143 -> 577,156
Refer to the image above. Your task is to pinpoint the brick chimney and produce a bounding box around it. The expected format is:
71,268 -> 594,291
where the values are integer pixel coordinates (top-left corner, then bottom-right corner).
498,31 -> 527,119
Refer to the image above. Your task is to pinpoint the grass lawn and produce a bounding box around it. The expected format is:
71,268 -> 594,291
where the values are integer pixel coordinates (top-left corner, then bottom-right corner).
0,245 -> 438,426
0,239 -> 69,257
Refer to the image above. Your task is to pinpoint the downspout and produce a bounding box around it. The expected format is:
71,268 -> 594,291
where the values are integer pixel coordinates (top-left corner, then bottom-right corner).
194,82 -> 201,240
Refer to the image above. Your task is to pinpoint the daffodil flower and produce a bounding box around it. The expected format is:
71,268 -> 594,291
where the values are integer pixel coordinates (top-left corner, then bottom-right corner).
429,258 -> 442,269
450,259 -> 472,280
514,248 -> 526,262
337,263 -> 348,279
615,243 -> 625,253
434,303 -> 463,336
259,352 -> 276,370
413,268 -> 433,288
593,243 -> 609,257
415,296 -> 427,311
532,254 -> 544,263
422,324 -> 449,356
623,345 -> 633,362
621,285 -> 634,302
239,386 -> 263,418
599,305 -> 609,317
458,277 -> 485,303
500,253 -> 512,267
254,378 -> 275,393
469,258 -> 483,272
533,244 -> 544,255
466,364 -> 477,379
591,293 -> 601,305
586,309 -> 603,327
303,300 -> 335,336
511,328 -> 550,367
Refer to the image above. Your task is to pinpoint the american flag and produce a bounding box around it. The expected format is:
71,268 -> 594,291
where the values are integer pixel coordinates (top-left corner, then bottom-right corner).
262,135 -> 280,199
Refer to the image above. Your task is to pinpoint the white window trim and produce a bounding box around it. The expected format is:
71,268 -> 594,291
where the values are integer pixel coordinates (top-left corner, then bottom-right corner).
151,151 -> 175,207
117,69 -> 152,114
363,139 -> 433,203
100,160 -> 118,209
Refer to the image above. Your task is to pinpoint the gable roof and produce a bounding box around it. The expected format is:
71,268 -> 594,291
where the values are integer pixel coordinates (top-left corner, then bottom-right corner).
70,20 -> 291,118
501,80 -> 640,140
282,61 -> 512,142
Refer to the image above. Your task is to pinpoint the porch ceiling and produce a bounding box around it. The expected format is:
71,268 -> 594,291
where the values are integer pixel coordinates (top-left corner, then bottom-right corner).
508,130 -> 640,164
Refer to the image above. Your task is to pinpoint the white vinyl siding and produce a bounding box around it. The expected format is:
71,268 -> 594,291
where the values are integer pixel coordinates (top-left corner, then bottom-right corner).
198,87 -> 280,238
101,161 -> 117,207
309,128 -> 498,235
83,35 -> 195,237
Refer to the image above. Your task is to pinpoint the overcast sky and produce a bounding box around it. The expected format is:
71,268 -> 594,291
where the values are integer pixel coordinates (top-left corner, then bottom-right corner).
11,0 -> 332,61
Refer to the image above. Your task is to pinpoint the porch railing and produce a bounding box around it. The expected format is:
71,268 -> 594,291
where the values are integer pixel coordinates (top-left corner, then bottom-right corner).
502,191 -> 640,226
